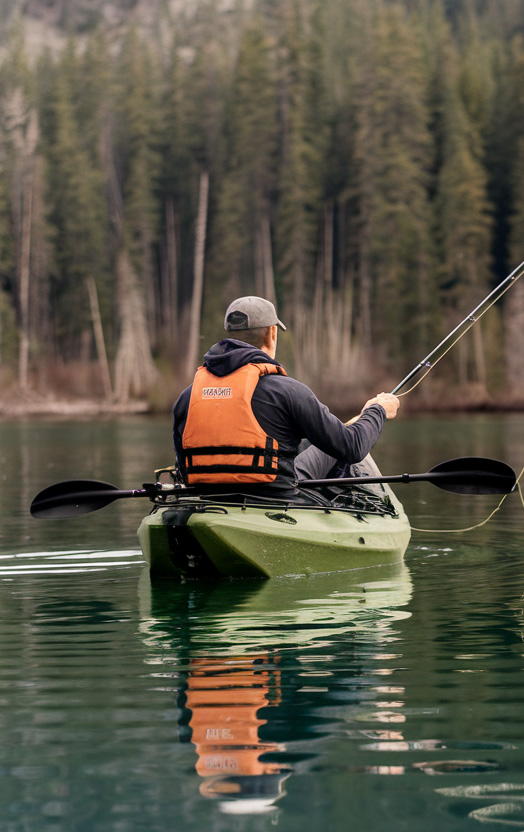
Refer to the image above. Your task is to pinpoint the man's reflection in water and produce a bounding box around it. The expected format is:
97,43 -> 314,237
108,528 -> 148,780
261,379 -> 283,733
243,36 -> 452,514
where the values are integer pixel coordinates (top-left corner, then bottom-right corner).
182,655 -> 291,814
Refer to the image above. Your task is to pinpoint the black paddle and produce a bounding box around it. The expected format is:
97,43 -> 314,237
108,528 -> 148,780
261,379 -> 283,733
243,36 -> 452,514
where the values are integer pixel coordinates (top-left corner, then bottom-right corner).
30,479 -> 161,519
30,457 -> 516,519
298,457 -> 516,495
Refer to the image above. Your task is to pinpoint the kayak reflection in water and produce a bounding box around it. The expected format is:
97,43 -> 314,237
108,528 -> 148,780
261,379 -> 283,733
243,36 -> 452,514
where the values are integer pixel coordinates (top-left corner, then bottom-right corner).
183,654 -> 291,814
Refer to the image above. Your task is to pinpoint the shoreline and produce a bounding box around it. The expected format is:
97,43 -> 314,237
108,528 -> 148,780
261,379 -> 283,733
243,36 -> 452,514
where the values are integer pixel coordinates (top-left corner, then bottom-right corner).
0,395 -> 153,418
1,393 -> 524,419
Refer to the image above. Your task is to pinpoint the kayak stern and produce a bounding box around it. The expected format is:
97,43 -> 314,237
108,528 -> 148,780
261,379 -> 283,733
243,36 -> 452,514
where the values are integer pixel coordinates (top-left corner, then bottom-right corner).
138,499 -> 410,579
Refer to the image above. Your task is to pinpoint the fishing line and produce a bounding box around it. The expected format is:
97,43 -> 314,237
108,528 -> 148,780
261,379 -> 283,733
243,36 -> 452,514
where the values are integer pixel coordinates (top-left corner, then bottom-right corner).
386,261 -> 524,533
396,275 -> 521,397
391,258 -> 524,397
409,464 -> 524,534
396,334 -> 466,397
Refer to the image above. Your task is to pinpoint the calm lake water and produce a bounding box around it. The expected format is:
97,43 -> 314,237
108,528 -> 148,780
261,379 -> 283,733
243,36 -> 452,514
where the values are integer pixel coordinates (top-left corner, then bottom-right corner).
1,414 -> 524,831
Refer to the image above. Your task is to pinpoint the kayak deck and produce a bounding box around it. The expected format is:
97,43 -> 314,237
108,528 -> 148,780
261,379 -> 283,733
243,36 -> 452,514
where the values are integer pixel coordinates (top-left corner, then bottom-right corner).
137,487 -> 411,579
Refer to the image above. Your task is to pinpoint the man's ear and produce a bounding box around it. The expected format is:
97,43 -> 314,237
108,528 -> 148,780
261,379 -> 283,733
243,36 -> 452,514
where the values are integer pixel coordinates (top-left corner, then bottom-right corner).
264,325 -> 275,348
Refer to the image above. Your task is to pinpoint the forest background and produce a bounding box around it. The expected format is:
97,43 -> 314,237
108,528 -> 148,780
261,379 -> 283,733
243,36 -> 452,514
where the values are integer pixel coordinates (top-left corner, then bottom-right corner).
1,0 -> 524,416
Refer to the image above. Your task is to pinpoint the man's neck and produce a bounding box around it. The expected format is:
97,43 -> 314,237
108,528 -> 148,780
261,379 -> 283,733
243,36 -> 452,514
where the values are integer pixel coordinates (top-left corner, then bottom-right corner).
261,345 -> 277,360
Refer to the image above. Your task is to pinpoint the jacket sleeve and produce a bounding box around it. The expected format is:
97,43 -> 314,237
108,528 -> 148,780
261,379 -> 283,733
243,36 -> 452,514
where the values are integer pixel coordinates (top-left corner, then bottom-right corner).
281,378 -> 386,464
172,385 -> 192,468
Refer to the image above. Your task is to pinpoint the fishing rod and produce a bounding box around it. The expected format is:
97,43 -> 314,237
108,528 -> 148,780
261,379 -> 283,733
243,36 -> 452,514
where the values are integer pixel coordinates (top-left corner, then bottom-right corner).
391,259 -> 524,396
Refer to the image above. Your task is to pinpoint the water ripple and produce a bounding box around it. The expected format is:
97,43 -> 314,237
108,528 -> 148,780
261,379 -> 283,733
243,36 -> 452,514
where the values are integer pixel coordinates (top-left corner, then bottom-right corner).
0,548 -> 144,576
437,784 -> 524,827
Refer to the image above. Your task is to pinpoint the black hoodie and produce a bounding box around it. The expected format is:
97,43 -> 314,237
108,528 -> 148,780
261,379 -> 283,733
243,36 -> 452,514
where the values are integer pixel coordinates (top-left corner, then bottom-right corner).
173,339 -> 386,491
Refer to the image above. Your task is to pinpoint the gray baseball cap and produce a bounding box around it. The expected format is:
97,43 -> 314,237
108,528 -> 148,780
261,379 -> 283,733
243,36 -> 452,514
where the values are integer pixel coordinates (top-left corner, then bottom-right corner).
224,296 -> 287,331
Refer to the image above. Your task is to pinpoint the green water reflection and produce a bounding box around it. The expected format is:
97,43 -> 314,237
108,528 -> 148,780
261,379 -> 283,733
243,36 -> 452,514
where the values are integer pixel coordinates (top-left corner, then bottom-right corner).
0,415 -> 523,830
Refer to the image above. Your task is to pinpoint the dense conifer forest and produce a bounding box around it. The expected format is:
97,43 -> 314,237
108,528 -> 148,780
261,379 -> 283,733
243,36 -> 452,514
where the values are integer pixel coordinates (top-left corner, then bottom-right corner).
1,0 -> 524,413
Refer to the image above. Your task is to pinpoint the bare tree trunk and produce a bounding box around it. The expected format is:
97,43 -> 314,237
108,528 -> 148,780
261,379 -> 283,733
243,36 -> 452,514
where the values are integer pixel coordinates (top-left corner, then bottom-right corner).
261,212 -> 276,303
458,338 -> 467,386
288,241 -> 306,334
254,222 -> 265,297
342,279 -> 354,361
164,196 -> 178,335
142,232 -> 157,342
505,279 -> 524,395
4,98 -> 39,394
336,200 -> 347,290
18,171 -> 32,391
324,201 -> 334,288
103,118 -> 124,240
114,249 -> 158,404
254,211 -> 276,303
185,170 -> 209,379
293,200 -> 358,391
103,118 -> 158,403
473,322 -> 487,391
293,277 -> 358,395
359,233 -> 372,358
86,276 -> 113,400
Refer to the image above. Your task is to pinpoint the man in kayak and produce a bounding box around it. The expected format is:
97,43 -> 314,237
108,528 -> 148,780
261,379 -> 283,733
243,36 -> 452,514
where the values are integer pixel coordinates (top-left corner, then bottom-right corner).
173,296 -> 399,495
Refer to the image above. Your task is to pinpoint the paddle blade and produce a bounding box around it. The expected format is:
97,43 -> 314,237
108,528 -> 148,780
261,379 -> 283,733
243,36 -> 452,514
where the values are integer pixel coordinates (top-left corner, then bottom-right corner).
428,457 -> 516,494
30,479 -> 121,518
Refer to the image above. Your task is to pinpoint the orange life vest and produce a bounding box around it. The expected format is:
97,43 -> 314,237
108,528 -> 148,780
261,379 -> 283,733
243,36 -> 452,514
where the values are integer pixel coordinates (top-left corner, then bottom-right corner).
182,362 -> 287,484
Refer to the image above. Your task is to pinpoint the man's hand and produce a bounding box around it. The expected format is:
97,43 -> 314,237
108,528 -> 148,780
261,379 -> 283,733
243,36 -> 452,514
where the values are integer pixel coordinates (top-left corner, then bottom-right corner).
361,392 -> 400,420
343,392 -> 400,425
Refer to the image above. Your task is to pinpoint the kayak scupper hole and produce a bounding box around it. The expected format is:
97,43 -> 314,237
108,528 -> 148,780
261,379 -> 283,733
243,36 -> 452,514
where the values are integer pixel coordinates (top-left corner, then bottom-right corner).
265,512 -> 297,525
358,537 -> 366,545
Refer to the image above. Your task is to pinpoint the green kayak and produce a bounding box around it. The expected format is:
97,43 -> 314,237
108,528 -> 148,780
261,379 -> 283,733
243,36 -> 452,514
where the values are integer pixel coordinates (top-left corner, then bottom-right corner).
137,479 -> 411,579
29,454 -> 514,578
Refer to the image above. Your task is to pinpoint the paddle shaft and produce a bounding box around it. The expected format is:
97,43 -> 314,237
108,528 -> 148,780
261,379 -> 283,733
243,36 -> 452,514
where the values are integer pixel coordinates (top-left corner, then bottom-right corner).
391,259 -> 524,395
30,457 -> 516,518
298,471 -> 510,488
33,488 -> 150,511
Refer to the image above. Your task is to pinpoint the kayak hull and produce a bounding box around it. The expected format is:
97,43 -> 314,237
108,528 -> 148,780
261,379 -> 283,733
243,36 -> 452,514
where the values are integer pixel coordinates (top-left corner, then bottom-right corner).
137,494 -> 411,579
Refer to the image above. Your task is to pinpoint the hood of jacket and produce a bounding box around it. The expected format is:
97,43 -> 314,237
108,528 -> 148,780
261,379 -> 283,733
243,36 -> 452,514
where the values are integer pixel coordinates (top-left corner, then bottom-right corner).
202,339 -> 283,378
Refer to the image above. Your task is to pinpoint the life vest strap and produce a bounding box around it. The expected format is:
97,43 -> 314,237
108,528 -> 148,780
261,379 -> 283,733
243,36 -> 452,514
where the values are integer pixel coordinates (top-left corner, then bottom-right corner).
184,438 -> 294,477
184,445 -> 279,458
185,464 -> 276,474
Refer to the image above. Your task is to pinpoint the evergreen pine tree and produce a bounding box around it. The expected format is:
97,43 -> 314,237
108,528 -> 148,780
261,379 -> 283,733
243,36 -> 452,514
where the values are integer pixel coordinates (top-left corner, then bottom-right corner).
210,19 -> 279,303
350,2 -> 434,381
110,26 -> 161,401
274,0 -> 324,341
505,41 -> 524,396
46,46 -> 109,373
429,3 -> 493,393
0,27 -> 50,391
